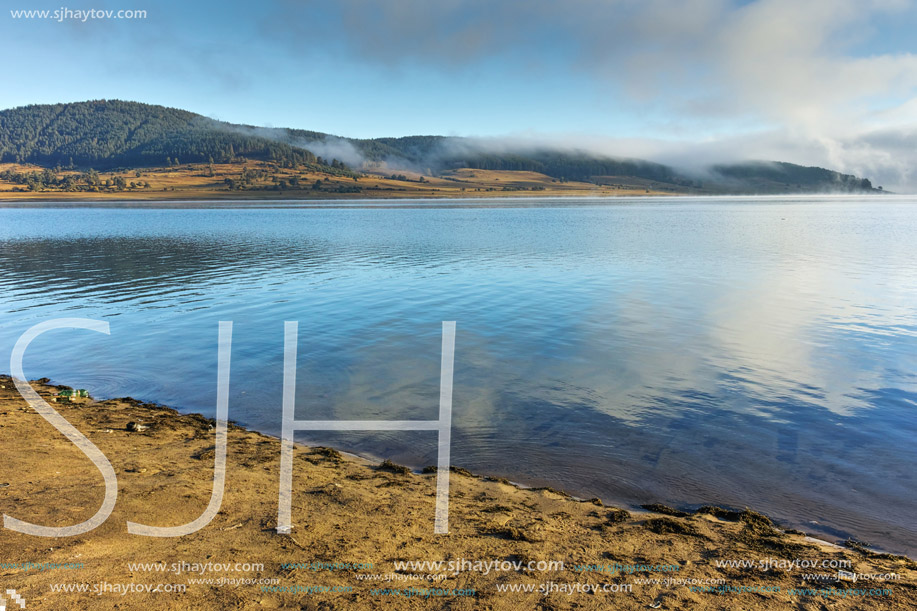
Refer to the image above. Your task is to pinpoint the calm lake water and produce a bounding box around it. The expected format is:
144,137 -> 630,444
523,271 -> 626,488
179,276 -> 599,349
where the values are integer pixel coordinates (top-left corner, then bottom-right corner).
1,196 -> 915,555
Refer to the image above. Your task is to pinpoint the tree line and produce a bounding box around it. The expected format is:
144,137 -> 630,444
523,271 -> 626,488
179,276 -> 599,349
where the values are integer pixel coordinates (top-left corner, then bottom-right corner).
0,100 -> 336,171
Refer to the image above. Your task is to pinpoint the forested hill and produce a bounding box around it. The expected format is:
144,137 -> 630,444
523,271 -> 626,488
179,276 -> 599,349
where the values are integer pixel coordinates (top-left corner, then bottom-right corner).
0,100 -> 323,168
710,161 -> 877,192
0,100 -> 880,193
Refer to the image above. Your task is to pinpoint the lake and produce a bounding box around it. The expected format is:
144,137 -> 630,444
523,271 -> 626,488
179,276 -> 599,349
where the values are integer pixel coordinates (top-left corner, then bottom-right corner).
1,196 -> 915,555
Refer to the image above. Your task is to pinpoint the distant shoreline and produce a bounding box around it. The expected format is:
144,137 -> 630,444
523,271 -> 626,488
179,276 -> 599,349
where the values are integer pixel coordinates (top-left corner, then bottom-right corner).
0,192 -> 900,205
0,185 -> 677,203
2,158 -> 889,203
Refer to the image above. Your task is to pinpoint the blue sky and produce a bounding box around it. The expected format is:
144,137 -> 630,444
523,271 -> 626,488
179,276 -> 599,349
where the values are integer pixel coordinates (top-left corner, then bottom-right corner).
2,0 -> 917,188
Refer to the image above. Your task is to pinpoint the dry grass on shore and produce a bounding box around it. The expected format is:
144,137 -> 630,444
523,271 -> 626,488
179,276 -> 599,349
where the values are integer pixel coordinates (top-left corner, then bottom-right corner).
0,161 -> 675,202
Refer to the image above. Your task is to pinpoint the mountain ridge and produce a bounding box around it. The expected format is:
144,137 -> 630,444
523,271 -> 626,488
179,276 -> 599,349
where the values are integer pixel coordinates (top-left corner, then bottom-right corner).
0,100 -> 880,194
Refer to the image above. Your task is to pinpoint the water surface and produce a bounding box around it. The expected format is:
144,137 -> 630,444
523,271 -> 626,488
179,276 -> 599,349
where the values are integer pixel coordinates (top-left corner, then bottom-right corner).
1,196 -> 915,555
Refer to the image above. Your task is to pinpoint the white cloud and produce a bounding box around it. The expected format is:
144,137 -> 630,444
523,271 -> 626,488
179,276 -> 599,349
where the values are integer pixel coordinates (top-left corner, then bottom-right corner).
269,0 -> 917,189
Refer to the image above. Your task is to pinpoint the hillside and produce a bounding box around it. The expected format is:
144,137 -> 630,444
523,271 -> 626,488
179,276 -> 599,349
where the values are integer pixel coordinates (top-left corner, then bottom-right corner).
0,100 -> 881,195
0,100 -> 332,170
710,161 -> 877,193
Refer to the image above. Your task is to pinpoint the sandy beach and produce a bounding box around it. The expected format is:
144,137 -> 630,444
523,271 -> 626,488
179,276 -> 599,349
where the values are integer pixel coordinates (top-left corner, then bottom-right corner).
1,376 -> 914,610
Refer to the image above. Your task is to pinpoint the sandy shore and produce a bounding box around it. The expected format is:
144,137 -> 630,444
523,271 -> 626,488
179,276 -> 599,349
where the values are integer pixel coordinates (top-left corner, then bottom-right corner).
1,376 -> 914,610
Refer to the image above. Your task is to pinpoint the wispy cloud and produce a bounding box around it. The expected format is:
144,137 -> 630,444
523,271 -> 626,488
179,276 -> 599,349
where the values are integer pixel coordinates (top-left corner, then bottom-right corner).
266,0 -> 917,189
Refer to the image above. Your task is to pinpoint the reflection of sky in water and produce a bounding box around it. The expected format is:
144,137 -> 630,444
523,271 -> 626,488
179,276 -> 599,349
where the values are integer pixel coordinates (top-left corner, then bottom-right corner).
1,198 -> 915,554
